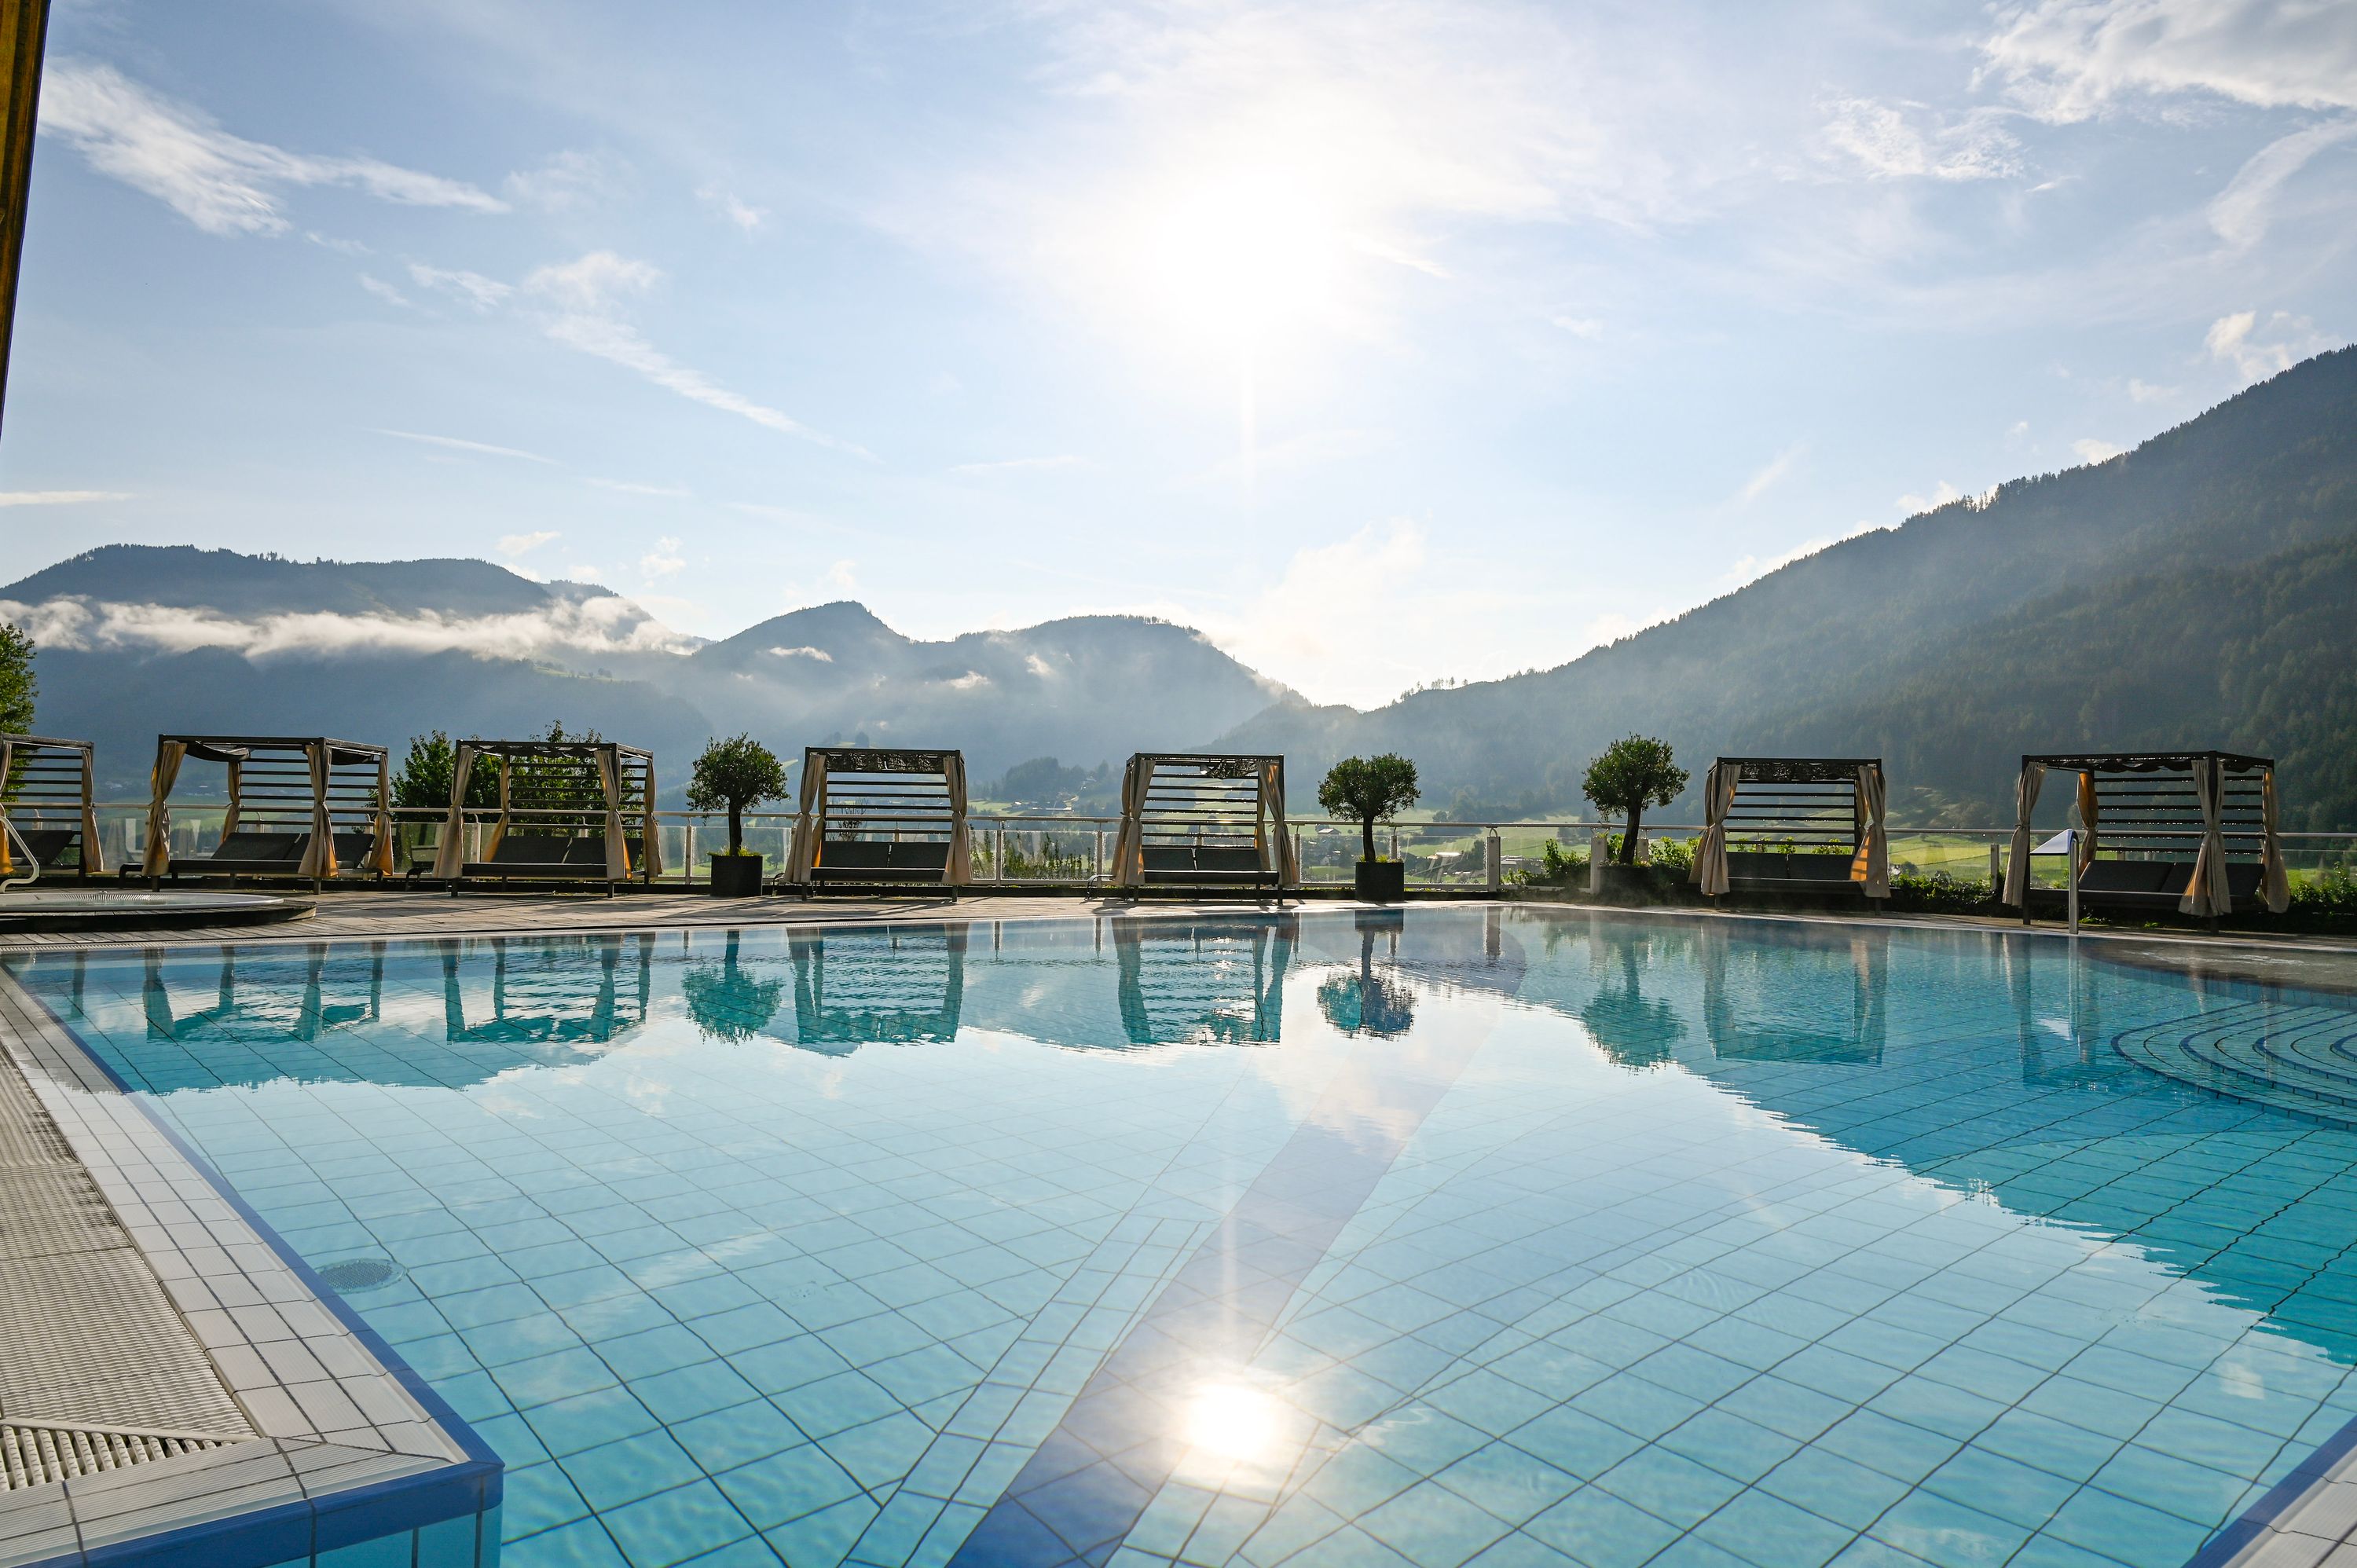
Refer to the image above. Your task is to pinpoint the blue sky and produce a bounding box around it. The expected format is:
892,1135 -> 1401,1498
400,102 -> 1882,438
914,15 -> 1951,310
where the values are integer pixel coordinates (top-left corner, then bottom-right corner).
5,0 -> 2352,705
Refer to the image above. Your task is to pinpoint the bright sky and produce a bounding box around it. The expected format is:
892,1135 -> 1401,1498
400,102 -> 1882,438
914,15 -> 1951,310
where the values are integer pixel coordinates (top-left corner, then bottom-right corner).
6,0 -> 2353,707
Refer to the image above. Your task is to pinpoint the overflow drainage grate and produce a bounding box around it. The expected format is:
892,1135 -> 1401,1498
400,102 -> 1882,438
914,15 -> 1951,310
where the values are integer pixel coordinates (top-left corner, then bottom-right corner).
316,1257 -> 405,1294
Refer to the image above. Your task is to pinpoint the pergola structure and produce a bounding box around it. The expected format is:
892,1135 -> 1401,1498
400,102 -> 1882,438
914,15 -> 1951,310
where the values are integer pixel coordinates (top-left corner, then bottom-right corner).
143,736 -> 391,884
783,746 -> 971,890
430,738 -> 661,893
2,733 -> 101,881
1692,757 -> 1889,899
2002,751 -> 2289,919
1109,753 -> 1297,890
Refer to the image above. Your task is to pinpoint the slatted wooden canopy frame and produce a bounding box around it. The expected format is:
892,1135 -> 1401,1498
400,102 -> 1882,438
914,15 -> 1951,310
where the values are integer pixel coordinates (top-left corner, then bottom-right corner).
1109,753 -> 1298,890
2001,751 -> 2289,918
783,747 -> 972,890
1692,757 -> 1890,899
1,733 -> 101,881
430,739 -> 662,893
142,735 -> 391,884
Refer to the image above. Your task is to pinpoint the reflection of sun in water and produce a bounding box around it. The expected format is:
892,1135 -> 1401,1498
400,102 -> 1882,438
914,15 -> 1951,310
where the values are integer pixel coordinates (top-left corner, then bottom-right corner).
1184,1382 -> 1282,1464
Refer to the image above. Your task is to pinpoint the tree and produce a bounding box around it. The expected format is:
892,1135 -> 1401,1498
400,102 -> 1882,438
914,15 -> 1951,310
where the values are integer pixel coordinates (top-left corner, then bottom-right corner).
1318,753 -> 1420,863
391,731 -> 499,811
0,621 -> 33,735
686,734 -> 791,855
1582,735 -> 1688,864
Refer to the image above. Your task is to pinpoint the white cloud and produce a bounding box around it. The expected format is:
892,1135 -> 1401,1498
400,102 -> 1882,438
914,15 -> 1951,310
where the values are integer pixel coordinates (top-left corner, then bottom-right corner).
639,536 -> 685,579
1721,521 -> 1890,590
0,489 -> 130,506
407,262 -> 514,310
1207,519 -> 1435,706
698,185 -> 766,233
357,273 -> 412,307
1547,315 -> 1604,339
949,454 -> 1087,477
1818,98 -> 2022,181
497,530 -> 559,558
2205,309 -> 2335,381
1897,479 -> 1963,514
523,251 -> 872,457
768,645 -> 834,661
0,592 -> 693,661
2126,378 -> 2179,403
563,564 -> 606,583
376,428 -> 555,464
944,671 -> 992,691
1736,444 -> 1804,505
591,478 -> 692,497
40,60 -> 505,236
2208,119 -> 2357,248
502,150 -> 618,213
1982,0 -> 2357,120
2072,437 -> 2124,463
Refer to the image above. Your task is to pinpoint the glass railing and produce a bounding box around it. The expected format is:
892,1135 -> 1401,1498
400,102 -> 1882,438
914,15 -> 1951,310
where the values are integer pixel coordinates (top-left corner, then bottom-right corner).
57,803 -> 2357,895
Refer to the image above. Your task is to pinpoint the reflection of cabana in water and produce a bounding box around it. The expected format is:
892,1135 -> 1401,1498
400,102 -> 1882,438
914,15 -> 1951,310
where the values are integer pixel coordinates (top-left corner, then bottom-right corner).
2001,752 -> 2289,921
143,736 -> 391,885
782,747 -> 971,891
141,946 -> 385,1048
788,925 -> 967,1050
1692,757 -> 1889,900
1698,925 -> 1887,1065
1109,753 -> 1297,892
1114,918 -> 1290,1046
431,738 -> 662,894
440,935 -> 654,1046
2,734 -> 101,881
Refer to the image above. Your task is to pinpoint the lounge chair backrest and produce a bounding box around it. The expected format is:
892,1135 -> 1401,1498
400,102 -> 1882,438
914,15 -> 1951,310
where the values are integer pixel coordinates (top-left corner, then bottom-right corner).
212,832 -> 309,863
490,835 -> 572,865
561,835 -> 610,866
1139,847 -> 1193,874
1195,847 -> 1263,874
11,828 -> 79,868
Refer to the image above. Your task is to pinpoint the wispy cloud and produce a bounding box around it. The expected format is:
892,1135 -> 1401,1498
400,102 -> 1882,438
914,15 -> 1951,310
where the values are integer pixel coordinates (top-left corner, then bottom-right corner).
2072,437 -> 2124,463
357,273 -> 412,307
2206,120 -> 2357,248
1736,444 -> 1804,505
768,644 -> 833,661
1818,98 -> 2022,181
949,454 -> 1087,477
1981,0 -> 2357,121
376,428 -> 556,463
40,60 -> 505,236
497,530 -> 559,558
591,478 -> 692,497
698,185 -> 766,233
639,536 -> 685,579
0,593 -> 694,661
0,490 -> 130,506
2126,378 -> 2179,403
523,251 -> 874,457
407,262 -> 514,310
502,150 -> 618,214
1897,479 -> 1963,514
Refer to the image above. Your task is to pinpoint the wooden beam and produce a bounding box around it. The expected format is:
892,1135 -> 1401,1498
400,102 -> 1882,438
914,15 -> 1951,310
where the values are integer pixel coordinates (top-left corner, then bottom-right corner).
0,0 -> 49,434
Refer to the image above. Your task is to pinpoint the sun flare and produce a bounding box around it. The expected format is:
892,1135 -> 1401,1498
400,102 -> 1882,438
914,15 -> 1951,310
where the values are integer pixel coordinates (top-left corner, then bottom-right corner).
1140,170 -> 1342,355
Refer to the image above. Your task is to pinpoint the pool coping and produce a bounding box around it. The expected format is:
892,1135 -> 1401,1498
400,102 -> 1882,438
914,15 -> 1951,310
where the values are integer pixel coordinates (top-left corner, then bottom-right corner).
0,973 -> 502,1568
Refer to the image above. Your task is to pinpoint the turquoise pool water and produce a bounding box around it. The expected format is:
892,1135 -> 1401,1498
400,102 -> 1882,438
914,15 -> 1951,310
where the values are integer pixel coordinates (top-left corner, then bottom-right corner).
8,909 -> 2357,1568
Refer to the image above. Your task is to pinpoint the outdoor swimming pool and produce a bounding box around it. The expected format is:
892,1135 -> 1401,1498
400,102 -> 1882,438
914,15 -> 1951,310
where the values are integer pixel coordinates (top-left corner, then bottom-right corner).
7,908 -> 2357,1568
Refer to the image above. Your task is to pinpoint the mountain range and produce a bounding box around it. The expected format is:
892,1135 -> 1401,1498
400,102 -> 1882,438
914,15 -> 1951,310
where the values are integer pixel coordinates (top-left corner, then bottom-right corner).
5,347 -> 2354,825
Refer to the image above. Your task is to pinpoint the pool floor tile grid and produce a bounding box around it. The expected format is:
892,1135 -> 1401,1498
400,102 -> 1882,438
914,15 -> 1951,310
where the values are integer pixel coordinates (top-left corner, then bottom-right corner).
0,976 -> 497,1566
12,914 -> 2357,1566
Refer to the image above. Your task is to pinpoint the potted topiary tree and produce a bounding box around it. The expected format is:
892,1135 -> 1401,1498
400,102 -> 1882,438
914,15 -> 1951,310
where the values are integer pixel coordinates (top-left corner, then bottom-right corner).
1581,735 -> 1688,892
687,734 -> 791,896
1320,753 -> 1420,902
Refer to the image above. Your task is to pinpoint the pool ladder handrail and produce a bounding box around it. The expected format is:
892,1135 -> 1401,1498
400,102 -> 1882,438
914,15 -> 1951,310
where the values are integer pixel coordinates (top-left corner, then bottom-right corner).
1,815 -> 39,891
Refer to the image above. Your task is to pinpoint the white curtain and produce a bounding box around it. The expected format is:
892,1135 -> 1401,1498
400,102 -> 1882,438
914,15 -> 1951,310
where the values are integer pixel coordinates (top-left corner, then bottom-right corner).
2075,771 -> 2099,877
1260,757 -> 1298,885
1110,756 -> 1149,888
786,750 -> 827,881
298,742 -> 337,879
78,746 -> 103,875
639,758 -> 663,878
372,754 -> 396,876
597,747 -> 630,880
218,757 -> 244,839
486,756 -> 511,860
143,740 -> 185,877
1853,763 -> 1890,899
2179,757 -> 2232,918
943,752 -> 973,885
2260,767 -> 2290,915
1693,762 -> 1738,896
431,743 -> 478,880
0,738 -> 12,877
2000,762 -> 2045,906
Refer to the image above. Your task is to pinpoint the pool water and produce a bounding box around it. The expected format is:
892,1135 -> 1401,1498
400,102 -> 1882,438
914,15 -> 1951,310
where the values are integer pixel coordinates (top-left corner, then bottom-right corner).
9,909 -> 2357,1568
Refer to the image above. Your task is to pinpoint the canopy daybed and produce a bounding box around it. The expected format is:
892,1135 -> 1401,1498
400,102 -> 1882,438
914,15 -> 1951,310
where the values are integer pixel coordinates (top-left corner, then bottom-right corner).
1691,757 -> 1890,900
429,738 -> 662,896
780,747 -> 971,893
1109,753 -> 1298,892
2001,751 -> 2289,921
2,733 -> 101,883
141,736 -> 391,886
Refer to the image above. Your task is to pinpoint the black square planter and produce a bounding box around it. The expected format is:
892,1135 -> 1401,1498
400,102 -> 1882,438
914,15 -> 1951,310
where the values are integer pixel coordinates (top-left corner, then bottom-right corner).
708,852 -> 764,897
1354,860 -> 1406,902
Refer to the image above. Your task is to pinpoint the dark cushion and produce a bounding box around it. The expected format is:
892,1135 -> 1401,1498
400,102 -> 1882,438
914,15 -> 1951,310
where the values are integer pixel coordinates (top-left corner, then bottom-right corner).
212,832 -> 308,863
1783,855 -> 1857,883
562,836 -> 610,866
1140,847 -> 1194,874
810,839 -> 951,880
11,828 -> 79,868
330,832 -> 376,869
490,835 -> 571,865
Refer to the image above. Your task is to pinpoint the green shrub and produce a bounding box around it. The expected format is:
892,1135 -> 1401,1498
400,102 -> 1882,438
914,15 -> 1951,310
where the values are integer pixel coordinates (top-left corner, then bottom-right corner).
1889,871 -> 1997,913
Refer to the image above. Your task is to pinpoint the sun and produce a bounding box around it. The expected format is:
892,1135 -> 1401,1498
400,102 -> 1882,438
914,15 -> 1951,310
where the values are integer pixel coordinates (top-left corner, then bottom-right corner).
1138,167 -> 1343,358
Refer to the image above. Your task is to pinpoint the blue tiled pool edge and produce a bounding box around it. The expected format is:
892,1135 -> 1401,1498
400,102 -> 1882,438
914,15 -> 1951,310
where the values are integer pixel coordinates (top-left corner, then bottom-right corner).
2,975 -> 504,1568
